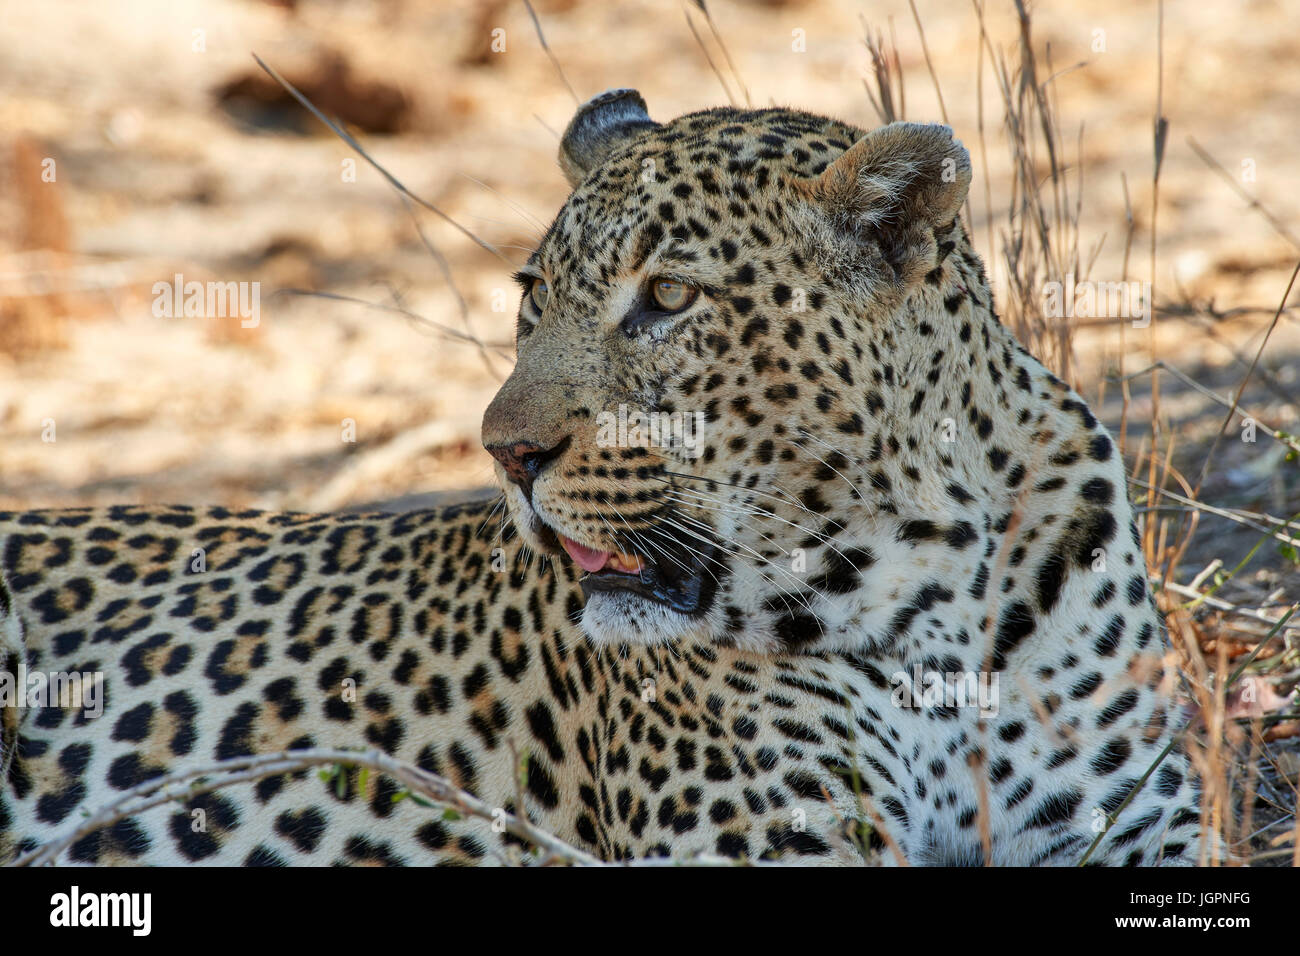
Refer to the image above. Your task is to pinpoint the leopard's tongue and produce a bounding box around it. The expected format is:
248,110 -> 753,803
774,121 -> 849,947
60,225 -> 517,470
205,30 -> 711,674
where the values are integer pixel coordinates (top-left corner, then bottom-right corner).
559,535 -> 612,573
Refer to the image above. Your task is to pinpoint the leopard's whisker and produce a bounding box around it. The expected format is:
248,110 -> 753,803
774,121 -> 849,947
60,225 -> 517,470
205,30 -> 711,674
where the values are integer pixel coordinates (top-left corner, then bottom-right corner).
660,486 -> 861,568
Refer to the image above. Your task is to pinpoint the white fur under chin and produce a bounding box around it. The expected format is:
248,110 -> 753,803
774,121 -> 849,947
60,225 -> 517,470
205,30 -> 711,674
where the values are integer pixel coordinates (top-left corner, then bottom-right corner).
579,591 -> 708,648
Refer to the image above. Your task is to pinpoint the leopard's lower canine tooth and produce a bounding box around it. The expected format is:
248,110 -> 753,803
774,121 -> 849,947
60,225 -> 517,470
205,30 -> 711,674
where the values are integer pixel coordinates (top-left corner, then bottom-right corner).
607,551 -> 643,573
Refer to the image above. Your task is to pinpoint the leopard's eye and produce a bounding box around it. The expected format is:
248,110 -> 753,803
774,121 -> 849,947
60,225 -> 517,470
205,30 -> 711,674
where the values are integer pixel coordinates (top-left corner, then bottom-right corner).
530,278 -> 550,313
650,279 -> 697,313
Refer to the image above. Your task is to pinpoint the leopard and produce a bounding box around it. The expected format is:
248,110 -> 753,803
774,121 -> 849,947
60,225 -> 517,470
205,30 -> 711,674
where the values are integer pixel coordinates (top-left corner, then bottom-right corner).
0,89 -> 1205,866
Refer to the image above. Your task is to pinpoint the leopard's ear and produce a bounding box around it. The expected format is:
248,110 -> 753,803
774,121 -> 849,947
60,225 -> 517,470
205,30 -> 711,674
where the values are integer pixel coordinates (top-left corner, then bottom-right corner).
795,122 -> 971,232
559,88 -> 658,188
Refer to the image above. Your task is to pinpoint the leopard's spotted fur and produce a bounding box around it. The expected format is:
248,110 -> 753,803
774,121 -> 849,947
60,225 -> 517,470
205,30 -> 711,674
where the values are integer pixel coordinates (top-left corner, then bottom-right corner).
0,92 -> 1203,865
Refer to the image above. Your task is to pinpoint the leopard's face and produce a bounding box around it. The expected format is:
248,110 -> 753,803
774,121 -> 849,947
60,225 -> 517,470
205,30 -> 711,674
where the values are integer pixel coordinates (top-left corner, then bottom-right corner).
483,91 -> 974,652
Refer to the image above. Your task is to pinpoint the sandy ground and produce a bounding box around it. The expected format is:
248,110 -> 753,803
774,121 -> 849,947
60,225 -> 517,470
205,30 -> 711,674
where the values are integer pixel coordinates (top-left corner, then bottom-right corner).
1,0 -> 1297,583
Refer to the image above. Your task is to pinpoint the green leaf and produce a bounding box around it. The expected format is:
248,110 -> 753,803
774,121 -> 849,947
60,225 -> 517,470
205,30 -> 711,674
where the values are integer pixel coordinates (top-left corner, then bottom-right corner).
517,751 -> 530,788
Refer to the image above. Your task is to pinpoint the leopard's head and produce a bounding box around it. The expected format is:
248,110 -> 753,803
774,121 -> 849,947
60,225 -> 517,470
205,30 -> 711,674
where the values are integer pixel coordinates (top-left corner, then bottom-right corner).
483,89 -> 995,653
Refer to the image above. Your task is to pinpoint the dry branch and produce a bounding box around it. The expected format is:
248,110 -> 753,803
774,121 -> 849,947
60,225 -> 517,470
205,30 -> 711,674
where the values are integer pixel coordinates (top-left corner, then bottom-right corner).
13,746 -> 600,867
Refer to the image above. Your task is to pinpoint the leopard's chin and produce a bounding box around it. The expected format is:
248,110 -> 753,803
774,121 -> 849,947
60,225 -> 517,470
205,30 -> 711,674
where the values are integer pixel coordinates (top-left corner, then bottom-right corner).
571,550 -> 720,648
502,485 -> 726,645
578,590 -> 711,648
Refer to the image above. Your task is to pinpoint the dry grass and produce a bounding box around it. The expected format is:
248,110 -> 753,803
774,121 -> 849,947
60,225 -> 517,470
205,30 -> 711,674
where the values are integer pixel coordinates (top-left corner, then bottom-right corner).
859,1 -> 1299,865
0,137 -> 70,356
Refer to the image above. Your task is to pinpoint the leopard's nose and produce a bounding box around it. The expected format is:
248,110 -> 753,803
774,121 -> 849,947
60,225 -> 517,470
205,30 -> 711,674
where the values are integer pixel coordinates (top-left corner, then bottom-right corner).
485,436 -> 570,499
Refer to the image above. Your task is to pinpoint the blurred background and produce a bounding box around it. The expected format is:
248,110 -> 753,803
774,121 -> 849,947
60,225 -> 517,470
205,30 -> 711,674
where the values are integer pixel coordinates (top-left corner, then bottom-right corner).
1,0 -> 1297,524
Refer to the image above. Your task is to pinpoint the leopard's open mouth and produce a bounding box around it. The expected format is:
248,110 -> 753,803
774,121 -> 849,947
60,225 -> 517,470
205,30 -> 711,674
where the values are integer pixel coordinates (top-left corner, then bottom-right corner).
534,517 -> 719,615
